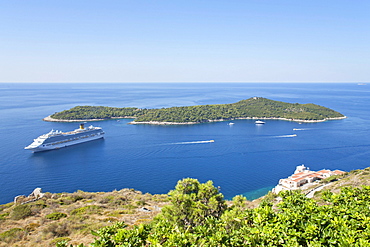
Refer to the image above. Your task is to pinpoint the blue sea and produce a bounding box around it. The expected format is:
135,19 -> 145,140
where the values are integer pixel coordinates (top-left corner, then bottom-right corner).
1,83 -> 369,204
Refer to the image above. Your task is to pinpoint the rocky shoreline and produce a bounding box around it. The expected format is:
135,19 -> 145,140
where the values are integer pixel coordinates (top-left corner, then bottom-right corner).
44,115 -> 346,124
130,116 -> 347,125
43,115 -> 133,122
129,121 -> 198,125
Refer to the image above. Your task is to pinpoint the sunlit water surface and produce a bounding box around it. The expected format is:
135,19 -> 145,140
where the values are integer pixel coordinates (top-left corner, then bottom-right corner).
1,83 -> 369,204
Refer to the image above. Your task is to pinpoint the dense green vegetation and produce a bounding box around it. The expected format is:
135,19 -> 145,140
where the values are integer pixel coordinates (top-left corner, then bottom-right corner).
45,212 -> 67,221
10,205 -> 32,220
59,178 -> 370,247
50,106 -> 148,120
49,97 -> 344,123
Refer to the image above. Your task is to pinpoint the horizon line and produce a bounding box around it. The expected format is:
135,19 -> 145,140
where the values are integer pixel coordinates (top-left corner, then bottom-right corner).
0,81 -> 367,84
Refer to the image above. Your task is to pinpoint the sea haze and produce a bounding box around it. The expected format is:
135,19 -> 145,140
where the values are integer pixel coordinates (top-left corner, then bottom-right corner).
0,83 -> 369,204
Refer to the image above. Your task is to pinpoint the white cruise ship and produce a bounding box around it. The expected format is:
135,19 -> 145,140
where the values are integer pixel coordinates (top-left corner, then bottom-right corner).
25,124 -> 104,152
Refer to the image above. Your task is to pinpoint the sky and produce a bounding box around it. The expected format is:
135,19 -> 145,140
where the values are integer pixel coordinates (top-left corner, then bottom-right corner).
0,0 -> 369,83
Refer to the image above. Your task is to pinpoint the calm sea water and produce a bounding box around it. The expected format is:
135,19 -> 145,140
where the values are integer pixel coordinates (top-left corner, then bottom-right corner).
1,83 -> 369,204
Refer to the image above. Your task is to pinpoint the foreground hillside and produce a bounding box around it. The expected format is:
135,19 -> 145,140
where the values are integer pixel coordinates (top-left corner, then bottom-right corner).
47,97 -> 345,123
0,189 -> 169,247
1,167 -> 370,246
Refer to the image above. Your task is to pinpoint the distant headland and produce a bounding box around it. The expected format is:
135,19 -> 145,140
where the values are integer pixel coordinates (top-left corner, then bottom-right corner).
44,97 -> 346,124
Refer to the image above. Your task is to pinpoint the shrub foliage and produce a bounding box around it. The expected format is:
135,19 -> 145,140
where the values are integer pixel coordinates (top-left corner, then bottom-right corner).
0,227 -> 26,243
59,179 -> 370,246
10,204 -> 32,220
46,212 -> 68,220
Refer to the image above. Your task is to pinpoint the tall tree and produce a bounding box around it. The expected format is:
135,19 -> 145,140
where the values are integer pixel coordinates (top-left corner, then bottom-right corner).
156,178 -> 227,231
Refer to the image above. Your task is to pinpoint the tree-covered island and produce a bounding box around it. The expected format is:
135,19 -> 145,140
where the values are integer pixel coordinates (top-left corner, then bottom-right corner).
46,97 -> 345,124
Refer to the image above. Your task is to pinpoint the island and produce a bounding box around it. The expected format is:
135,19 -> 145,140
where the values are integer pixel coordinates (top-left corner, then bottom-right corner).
44,97 -> 346,124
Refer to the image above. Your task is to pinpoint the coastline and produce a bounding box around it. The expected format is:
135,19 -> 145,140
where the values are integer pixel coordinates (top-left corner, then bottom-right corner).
43,115 -> 134,122
44,115 -> 347,124
129,121 -> 198,125
129,116 -> 346,125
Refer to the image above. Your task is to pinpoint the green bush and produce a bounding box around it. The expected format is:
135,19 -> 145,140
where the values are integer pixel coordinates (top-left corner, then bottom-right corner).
71,195 -> 84,202
135,200 -> 146,206
46,212 -> 67,220
10,204 -> 32,220
0,202 -> 14,211
152,194 -> 168,202
98,195 -> 114,204
81,181 -> 370,247
58,195 -> 84,205
0,212 -> 9,220
123,204 -> 137,210
110,196 -> 128,206
30,200 -> 48,215
0,228 -> 26,243
51,236 -> 71,245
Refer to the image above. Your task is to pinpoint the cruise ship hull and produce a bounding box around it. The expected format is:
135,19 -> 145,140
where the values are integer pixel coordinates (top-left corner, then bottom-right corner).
25,134 -> 104,152
25,124 -> 104,152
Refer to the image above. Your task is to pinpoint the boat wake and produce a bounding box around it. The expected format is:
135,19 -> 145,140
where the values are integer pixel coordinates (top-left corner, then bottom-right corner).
275,134 -> 297,138
172,140 -> 215,145
293,128 -> 310,131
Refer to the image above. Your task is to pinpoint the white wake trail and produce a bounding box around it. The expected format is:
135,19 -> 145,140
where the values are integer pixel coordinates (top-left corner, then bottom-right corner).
275,134 -> 297,138
173,140 -> 215,145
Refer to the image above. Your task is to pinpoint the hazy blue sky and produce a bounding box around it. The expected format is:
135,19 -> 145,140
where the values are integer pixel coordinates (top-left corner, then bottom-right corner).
1,1 -> 369,83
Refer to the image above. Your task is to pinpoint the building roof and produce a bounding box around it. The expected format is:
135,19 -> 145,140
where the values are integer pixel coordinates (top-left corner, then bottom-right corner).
279,166 -> 345,186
